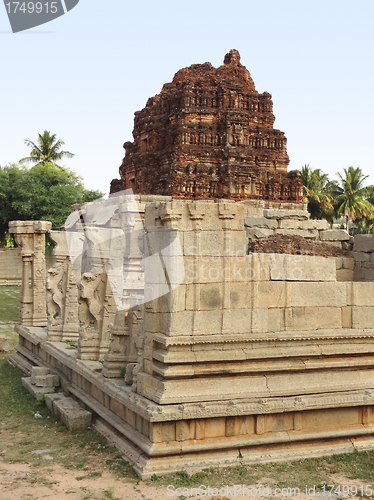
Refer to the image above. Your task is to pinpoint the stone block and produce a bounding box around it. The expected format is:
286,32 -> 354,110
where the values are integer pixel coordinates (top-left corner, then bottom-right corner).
195,310 -> 223,334
30,366 -> 50,384
246,227 -> 274,239
54,397 -> 92,430
22,378 -> 55,399
159,311 -> 194,336
34,374 -> 60,388
319,230 -> 350,241
44,393 -> 66,414
341,306 -> 352,328
285,306 -> 342,331
353,252 -> 370,262
342,257 -> 355,270
196,417 -> 226,439
301,407 -> 360,429
253,281 -> 290,308
176,420 -> 196,441
334,257 -> 343,270
264,413 -> 294,433
279,219 -> 303,229
354,266 -> 374,282
199,283 -> 223,310
156,285 -> 186,313
275,229 -> 318,239
303,219 -> 330,230
184,230 -> 225,256
244,216 -> 278,229
229,282 -> 252,309
222,309 -> 252,333
354,234 -> 374,253
251,308 -> 284,333
0,335 -> 10,352
270,254 -> 336,282
290,282 -> 347,307
352,306 -> 374,329
351,282 -> 374,306
336,269 -> 354,282
342,240 -> 354,250
237,254 -> 271,281
263,209 -> 309,220
226,416 -> 255,437
324,241 -> 344,248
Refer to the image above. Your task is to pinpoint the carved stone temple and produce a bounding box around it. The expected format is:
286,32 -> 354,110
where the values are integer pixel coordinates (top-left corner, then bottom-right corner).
110,49 -> 303,204
9,51 -> 374,479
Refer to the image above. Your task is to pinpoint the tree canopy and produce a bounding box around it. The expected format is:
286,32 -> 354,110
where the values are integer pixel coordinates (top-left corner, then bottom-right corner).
301,165 -> 374,234
20,130 -> 74,167
0,162 -> 103,246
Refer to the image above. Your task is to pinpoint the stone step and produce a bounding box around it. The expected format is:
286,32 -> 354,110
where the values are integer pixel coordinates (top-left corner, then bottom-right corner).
21,377 -> 55,399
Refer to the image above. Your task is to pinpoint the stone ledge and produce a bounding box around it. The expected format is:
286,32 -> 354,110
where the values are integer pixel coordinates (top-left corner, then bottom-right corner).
263,209 -> 309,220
21,377 -> 55,399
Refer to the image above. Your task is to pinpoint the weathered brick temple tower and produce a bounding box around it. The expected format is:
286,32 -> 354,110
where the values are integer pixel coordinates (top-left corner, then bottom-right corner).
110,49 -> 303,203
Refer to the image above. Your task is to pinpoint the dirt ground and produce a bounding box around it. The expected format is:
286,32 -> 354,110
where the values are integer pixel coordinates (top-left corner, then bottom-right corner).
1,458 -> 372,500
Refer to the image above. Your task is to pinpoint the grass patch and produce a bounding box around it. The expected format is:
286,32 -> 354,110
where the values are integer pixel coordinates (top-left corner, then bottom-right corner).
0,357 -> 138,481
0,285 -> 20,323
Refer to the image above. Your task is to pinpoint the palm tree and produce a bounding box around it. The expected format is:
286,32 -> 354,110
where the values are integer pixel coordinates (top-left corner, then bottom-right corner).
301,165 -> 337,222
20,130 -> 74,167
335,166 -> 374,233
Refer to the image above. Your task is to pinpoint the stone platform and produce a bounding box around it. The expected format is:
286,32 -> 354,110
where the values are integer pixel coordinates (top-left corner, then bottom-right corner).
10,324 -> 374,478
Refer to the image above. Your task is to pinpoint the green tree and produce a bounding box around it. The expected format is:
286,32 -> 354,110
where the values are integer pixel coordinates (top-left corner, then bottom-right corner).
335,166 -> 374,233
0,163 -> 28,246
301,165 -> 337,223
20,130 -> 74,167
0,162 -> 103,246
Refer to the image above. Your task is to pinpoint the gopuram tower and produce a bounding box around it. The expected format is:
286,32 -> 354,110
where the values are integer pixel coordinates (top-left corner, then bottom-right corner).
110,49 -> 303,202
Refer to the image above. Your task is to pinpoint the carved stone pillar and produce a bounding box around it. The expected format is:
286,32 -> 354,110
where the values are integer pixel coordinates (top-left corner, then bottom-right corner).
77,272 -> 116,360
9,221 -> 51,327
102,297 -> 143,378
46,231 -> 79,342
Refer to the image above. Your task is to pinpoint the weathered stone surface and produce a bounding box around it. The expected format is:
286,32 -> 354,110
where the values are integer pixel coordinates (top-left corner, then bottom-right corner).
54,397 -> 92,430
34,374 -> 60,388
244,216 -> 278,229
290,282 -> 347,307
275,229 -> 318,239
44,393 -> 66,413
30,366 -> 50,384
0,335 -> 10,352
263,209 -> 309,220
269,255 -> 336,281
354,234 -> 374,253
246,227 -> 274,239
320,230 -> 350,241
336,269 -> 354,282
110,50 -> 303,203
22,377 -> 55,399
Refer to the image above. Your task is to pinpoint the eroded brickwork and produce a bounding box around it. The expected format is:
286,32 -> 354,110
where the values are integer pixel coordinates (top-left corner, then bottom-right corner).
110,49 -> 303,202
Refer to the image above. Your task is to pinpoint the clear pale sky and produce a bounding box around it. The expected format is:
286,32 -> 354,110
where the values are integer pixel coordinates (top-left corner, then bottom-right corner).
1,0 -> 373,197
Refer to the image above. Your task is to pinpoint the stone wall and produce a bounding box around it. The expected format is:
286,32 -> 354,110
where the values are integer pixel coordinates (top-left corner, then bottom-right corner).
245,209 -> 351,246
0,248 -> 22,279
353,234 -> 374,281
